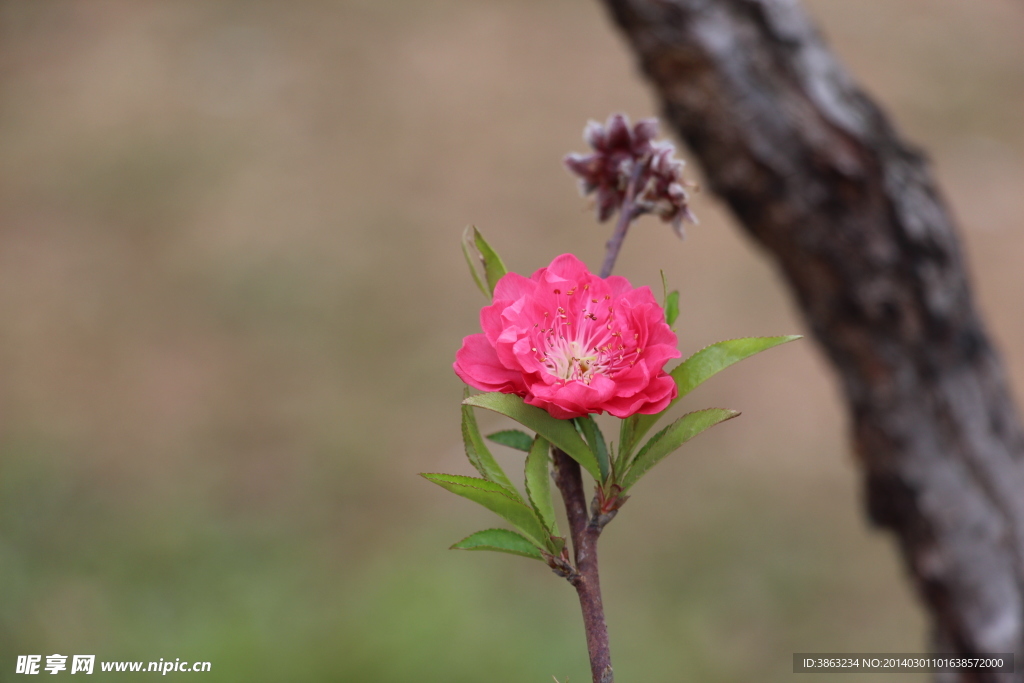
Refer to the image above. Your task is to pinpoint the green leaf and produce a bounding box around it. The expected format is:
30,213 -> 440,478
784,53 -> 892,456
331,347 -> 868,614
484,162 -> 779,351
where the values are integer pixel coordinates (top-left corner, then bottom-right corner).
421,473 -> 550,549
461,388 -> 519,496
524,436 -> 558,535
623,336 -> 800,457
665,290 -> 680,327
462,393 -> 603,482
486,429 -> 534,452
450,528 -> 544,561
620,408 -> 740,491
575,416 -> 610,482
672,336 -> 801,398
461,227 -> 489,297
659,269 -> 679,327
461,226 -> 507,297
474,228 -> 508,295
617,417 -> 636,476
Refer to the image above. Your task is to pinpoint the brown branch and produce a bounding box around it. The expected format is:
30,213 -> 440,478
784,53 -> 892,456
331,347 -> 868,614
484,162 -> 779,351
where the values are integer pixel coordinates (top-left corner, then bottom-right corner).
596,1 -> 1024,681
600,163 -> 645,278
553,447 -> 614,683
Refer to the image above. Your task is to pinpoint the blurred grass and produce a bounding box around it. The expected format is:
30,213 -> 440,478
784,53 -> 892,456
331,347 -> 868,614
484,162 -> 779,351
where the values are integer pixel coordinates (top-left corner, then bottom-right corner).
0,0 -> 1021,681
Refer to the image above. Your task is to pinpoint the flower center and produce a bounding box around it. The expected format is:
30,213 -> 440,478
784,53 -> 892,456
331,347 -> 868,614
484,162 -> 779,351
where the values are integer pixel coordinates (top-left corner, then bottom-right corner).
531,289 -> 640,385
544,338 -> 610,384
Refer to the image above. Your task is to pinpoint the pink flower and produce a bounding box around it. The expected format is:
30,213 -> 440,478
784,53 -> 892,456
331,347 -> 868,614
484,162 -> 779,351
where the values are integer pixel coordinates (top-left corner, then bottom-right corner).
454,254 -> 681,420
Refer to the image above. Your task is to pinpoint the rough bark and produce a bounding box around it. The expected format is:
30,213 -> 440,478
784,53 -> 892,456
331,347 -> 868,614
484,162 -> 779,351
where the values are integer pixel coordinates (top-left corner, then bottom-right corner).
596,1 -> 1024,680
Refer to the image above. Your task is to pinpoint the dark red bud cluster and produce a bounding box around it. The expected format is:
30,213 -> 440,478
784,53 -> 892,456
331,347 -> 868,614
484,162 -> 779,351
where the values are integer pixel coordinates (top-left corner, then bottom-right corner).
564,114 -> 697,237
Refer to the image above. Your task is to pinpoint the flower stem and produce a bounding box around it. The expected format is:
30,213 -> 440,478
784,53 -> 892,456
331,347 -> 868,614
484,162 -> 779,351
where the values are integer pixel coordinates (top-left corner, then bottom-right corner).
559,175 -> 645,679
599,163 -> 645,279
553,448 -> 614,683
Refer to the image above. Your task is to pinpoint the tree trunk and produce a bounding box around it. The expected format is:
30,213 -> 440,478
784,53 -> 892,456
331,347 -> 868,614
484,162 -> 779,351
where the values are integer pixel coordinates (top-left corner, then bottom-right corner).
596,1 -> 1024,680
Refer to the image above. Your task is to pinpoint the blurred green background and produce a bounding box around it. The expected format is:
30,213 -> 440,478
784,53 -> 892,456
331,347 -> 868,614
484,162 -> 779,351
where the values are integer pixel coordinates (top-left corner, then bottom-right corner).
1,1 -> 1022,681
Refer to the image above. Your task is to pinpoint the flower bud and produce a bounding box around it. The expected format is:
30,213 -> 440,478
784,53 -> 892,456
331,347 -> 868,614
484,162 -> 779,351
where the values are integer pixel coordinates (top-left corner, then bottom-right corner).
564,114 -> 697,236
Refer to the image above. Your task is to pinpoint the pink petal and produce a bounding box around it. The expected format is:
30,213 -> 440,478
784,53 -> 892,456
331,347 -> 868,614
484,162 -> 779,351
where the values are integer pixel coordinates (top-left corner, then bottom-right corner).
493,271 -> 536,302
454,334 -> 526,394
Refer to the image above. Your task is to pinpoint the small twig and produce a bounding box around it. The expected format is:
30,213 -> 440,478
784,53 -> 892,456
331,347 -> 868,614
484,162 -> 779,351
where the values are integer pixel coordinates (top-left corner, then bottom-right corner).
599,162 -> 646,278
557,173 -> 647,679
553,448 -> 614,683
542,546 -> 579,582
591,484 -> 629,532
555,160 -> 648,680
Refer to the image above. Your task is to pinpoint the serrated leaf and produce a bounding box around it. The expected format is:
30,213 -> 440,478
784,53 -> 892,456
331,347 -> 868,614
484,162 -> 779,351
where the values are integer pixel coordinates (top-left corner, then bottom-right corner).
524,436 -> 558,535
421,473 -> 550,549
659,269 -> 679,327
575,416 -> 609,482
617,417 -> 637,477
672,336 -> 801,397
620,408 -> 739,491
450,528 -> 544,561
486,429 -> 534,452
461,227 -> 489,297
665,290 -> 680,327
623,336 -> 800,457
461,388 -> 519,496
461,226 -> 507,297
462,393 -> 602,482
474,228 -> 507,295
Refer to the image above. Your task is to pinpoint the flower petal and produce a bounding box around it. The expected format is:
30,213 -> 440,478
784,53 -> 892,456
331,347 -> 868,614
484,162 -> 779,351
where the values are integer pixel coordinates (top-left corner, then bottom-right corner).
454,334 -> 526,394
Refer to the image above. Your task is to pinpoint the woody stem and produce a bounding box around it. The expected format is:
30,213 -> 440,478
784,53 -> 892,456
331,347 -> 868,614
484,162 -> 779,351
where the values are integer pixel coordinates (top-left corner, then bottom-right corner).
553,447 -> 614,683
